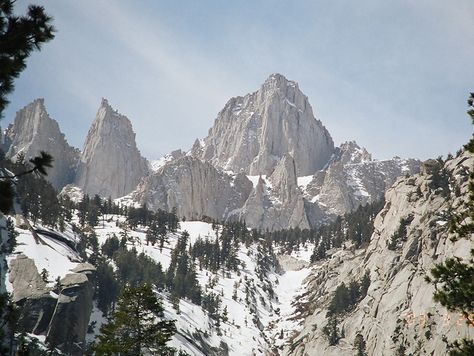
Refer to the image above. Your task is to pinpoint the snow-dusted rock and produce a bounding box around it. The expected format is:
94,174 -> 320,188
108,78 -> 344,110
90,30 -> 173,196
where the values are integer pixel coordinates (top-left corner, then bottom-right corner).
193,73 -> 335,176
75,99 -> 149,198
4,99 -> 79,189
304,141 -> 421,217
131,155 -> 253,221
233,154 -> 311,231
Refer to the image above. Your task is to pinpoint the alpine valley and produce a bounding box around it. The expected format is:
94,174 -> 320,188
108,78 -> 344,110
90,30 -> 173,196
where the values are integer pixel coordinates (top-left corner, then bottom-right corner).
0,74 -> 472,355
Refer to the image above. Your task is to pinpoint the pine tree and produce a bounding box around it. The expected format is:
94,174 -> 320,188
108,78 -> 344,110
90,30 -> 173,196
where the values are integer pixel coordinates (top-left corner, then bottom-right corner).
93,284 -> 176,356
354,333 -> 367,356
0,1 -> 55,116
40,268 -> 49,283
426,93 -> 474,355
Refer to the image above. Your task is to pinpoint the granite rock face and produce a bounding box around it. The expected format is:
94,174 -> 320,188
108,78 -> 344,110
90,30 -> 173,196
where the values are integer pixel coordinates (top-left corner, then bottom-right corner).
193,73 -> 335,176
4,99 -> 79,189
46,266 -> 95,356
131,156 -> 253,221
8,255 -> 95,356
232,154 -> 311,231
75,99 -> 149,198
282,151 -> 473,356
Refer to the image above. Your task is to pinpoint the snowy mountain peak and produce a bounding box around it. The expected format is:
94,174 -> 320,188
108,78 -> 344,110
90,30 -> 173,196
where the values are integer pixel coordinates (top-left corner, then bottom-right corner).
193,74 -> 335,176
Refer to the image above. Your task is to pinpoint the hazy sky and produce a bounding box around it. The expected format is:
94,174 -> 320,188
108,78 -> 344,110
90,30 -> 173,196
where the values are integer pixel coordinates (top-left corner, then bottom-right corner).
4,0 -> 474,161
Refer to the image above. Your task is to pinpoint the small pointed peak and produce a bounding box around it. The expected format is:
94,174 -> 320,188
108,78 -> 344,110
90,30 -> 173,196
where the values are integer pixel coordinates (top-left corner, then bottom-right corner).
263,73 -> 298,89
100,97 -> 111,109
24,98 -> 46,111
338,141 -> 372,164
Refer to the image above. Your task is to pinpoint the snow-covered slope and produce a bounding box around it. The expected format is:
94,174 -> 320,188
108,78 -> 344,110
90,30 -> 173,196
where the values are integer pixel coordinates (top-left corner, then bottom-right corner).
92,218 -> 313,355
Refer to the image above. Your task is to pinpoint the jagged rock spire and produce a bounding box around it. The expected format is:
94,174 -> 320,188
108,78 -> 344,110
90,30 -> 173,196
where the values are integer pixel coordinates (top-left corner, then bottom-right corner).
4,99 -> 79,189
75,99 -> 148,198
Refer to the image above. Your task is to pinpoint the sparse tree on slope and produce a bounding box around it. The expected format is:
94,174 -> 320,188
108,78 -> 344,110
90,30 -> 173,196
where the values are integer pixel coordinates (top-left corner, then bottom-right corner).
427,93 -> 474,355
92,284 -> 176,356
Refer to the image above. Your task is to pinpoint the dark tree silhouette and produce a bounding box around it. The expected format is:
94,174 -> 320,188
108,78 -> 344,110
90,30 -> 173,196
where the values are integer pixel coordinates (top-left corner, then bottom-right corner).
92,284 -> 176,355
0,0 -> 55,116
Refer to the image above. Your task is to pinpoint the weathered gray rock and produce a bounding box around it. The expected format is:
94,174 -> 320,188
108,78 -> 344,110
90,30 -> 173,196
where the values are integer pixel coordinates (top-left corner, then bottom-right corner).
4,99 -> 79,189
282,151 -> 473,356
131,156 -> 253,221
133,94 -> 419,231
303,141 -> 421,218
46,271 -> 95,356
233,154 -> 310,230
8,254 -> 95,356
193,73 -> 335,176
75,99 -> 149,198
9,254 -> 56,335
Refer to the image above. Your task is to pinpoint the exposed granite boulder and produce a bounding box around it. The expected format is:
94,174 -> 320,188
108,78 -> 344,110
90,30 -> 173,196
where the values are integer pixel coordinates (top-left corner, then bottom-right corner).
8,254 -> 95,356
46,270 -> 95,355
9,254 -> 56,335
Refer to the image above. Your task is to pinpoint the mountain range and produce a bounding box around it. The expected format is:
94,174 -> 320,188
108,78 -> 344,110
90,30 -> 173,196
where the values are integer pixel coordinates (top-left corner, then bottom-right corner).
2,74 -> 420,231
1,74 -> 472,355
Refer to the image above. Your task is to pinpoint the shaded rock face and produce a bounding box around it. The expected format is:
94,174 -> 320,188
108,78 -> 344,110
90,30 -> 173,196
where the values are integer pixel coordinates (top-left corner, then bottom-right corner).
193,73 -> 334,176
9,255 -> 95,356
4,99 -> 79,189
132,156 -> 253,221
46,269 -> 95,356
282,152 -> 473,356
75,99 -> 148,198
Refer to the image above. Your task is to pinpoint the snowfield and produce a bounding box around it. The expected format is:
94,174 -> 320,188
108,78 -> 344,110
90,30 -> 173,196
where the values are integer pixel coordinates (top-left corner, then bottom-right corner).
6,215 -> 314,355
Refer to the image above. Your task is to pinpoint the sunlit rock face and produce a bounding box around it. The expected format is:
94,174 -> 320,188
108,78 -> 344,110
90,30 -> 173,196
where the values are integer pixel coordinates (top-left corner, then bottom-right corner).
75,99 -> 148,198
193,73 -> 334,176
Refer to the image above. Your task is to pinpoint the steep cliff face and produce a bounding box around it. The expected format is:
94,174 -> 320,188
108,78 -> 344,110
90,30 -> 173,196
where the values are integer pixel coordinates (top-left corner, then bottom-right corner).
282,152 -> 473,356
4,99 -> 79,189
75,99 -> 149,198
131,156 -> 253,221
9,253 -> 95,356
193,73 -> 335,176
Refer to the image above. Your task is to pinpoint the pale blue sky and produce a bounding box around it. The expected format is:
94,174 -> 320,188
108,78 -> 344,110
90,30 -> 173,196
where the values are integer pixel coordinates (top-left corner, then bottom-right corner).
4,0 -> 474,160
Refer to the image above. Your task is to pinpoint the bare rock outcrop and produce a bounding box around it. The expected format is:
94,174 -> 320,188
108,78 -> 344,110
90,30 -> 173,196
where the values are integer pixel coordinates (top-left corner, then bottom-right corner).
4,99 -> 79,189
9,255 -> 95,356
303,141 -> 421,217
132,80 -> 420,231
75,99 -> 148,198
233,154 -> 310,231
